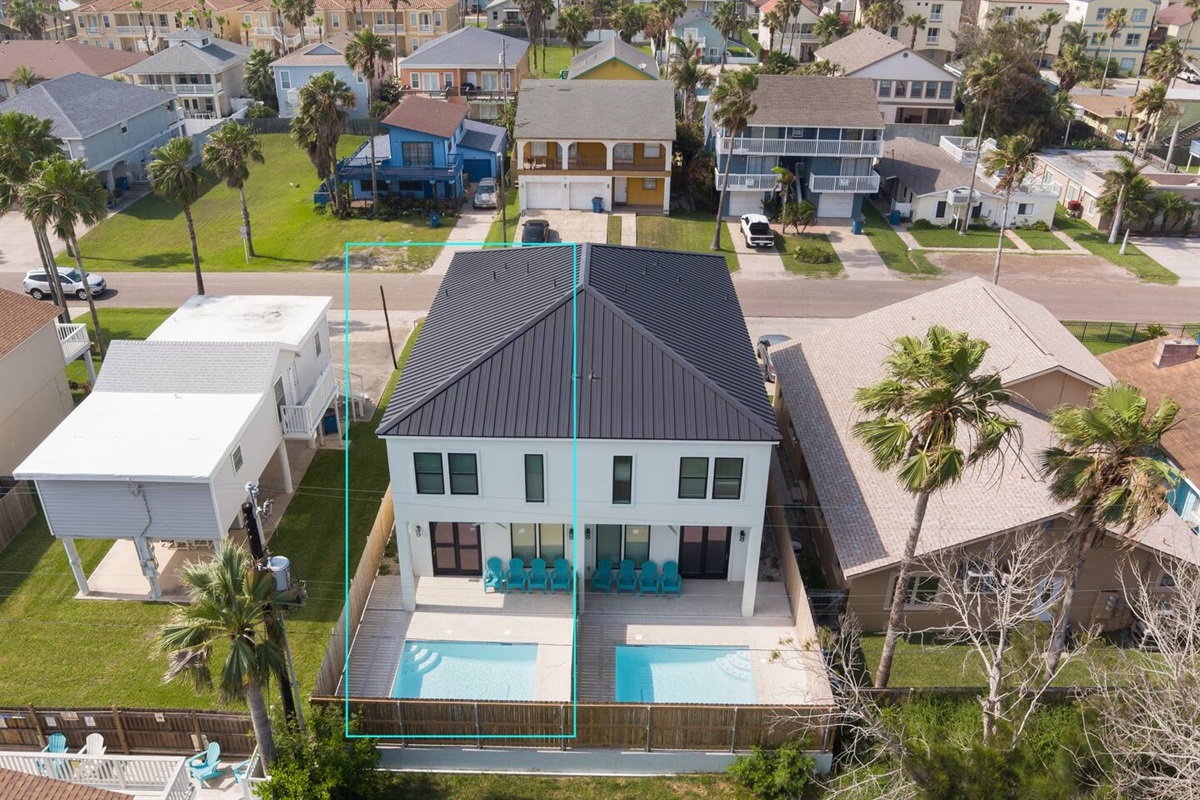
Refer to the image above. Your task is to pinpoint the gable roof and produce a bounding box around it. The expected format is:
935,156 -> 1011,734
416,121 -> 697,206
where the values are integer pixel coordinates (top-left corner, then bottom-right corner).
0,768 -> 129,800
94,340 -> 277,394
1100,338 -> 1200,479
381,94 -> 466,138
746,75 -> 884,129
515,80 -> 676,140
125,30 -> 251,74
1155,2 -> 1196,25
568,37 -> 659,79
877,137 -> 978,196
0,72 -> 172,139
0,40 -> 144,82
378,244 -> 779,442
0,289 -> 61,360
813,27 -> 905,74
459,118 -> 505,152
271,32 -> 353,66
399,26 -> 528,68
772,278 -> 1198,576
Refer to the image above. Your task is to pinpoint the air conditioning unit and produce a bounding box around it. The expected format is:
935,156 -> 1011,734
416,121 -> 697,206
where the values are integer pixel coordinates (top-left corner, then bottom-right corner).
948,188 -> 971,205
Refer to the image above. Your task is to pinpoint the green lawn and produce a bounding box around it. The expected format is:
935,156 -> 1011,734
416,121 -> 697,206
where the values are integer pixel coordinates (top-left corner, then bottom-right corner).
484,187 -> 520,244
607,214 -> 623,244
75,134 -> 450,273
386,773 -> 751,799
1060,320 -> 1200,355
636,212 -> 740,271
65,308 -> 173,391
0,328 -> 419,708
861,204 -> 939,275
907,225 -> 1015,249
1011,228 -> 1070,251
775,231 -> 843,277
1053,210 -> 1179,285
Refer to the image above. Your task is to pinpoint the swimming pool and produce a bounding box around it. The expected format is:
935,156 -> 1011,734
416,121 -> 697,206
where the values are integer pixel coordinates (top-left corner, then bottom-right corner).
614,645 -> 757,704
391,641 -> 539,701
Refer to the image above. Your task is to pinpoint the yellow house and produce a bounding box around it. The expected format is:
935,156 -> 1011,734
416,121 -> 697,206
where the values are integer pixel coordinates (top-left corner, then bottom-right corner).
1065,0 -> 1158,74
976,0 -> 1070,64
567,38 -> 659,80
855,0 -> 964,64
1152,2 -> 1200,62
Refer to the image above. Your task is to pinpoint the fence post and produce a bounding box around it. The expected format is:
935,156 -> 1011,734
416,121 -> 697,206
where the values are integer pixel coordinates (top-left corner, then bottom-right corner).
560,703 -> 566,751
190,710 -> 203,751
474,702 -> 482,749
28,705 -> 44,747
729,706 -> 739,753
1106,322 -> 1114,342
111,706 -> 131,754
645,706 -> 652,753
396,700 -> 406,747
1131,323 -> 1139,343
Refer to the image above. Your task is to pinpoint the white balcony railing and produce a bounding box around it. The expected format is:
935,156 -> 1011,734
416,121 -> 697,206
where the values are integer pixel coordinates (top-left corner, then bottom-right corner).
714,172 -> 780,191
372,23 -> 405,33
173,82 -> 222,94
252,25 -> 278,35
0,750 -> 190,800
280,363 -> 337,438
940,135 -> 983,166
116,24 -> 147,34
809,173 -> 881,193
716,136 -> 884,157
57,322 -> 90,363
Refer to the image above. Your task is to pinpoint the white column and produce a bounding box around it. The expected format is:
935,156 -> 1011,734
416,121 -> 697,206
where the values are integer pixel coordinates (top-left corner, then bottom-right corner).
277,439 -> 294,494
605,142 -> 614,171
61,537 -> 89,596
560,141 -> 570,170
740,525 -> 762,618
398,521 -> 417,612
662,176 -> 671,213
81,353 -> 96,384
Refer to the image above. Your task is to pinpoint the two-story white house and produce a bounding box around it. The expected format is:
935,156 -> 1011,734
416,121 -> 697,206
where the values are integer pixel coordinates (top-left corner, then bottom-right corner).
378,244 -> 781,618
15,295 -> 337,601
856,0 -> 964,64
123,28 -> 252,119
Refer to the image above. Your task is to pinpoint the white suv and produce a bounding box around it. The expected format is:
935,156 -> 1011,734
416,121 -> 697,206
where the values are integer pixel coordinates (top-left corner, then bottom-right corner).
739,214 -> 775,248
23,267 -> 107,300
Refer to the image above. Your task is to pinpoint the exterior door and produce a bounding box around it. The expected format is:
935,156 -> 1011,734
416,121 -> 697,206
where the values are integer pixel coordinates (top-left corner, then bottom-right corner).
614,177 -> 628,204
678,526 -> 730,579
430,522 -> 482,576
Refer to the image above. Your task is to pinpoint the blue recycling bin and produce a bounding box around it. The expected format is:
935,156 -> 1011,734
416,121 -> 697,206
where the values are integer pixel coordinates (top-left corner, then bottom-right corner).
852,217 -> 865,235
322,408 -> 338,435
889,209 -> 901,225
429,212 -> 441,228
591,196 -> 603,213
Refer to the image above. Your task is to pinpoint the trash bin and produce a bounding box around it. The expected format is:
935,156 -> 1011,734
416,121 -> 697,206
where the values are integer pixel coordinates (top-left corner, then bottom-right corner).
889,209 -> 900,225
852,217 -> 865,235
591,196 -> 603,214
322,408 -> 338,435
429,211 -> 441,228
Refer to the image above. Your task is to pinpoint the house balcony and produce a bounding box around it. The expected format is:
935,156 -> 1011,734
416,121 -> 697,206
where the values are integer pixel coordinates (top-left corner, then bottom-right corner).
715,136 -> 885,157
252,25 -> 278,35
612,158 -> 668,172
715,172 -> 779,191
303,25 -> 322,35
57,322 -> 90,363
0,750 -> 192,800
372,23 -> 405,33
809,174 -> 880,193
171,82 -> 222,94
115,24 -> 148,34
280,363 -> 336,439
940,135 -> 985,166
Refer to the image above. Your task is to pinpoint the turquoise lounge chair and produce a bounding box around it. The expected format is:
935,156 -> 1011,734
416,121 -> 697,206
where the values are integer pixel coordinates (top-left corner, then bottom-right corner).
41,733 -> 67,754
616,559 -> 637,593
638,561 -> 660,595
550,558 -> 573,593
187,741 -> 222,784
591,558 -> 615,592
37,733 -> 67,779
505,558 -> 530,593
529,558 -> 550,594
484,557 -> 505,593
661,560 -> 682,597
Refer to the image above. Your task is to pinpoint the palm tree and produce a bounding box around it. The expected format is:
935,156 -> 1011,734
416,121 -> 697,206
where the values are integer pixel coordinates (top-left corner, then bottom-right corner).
241,19 -> 252,45
1035,9 -> 1062,67
772,164 -> 796,203
1183,0 -> 1200,54
10,66 -> 42,92
670,37 -> 712,122
904,12 -> 925,49
131,0 -> 154,54
558,3 -> 593,55
1132,81 -> 1180,158
389,0 -> 410,74
711,0 -> 743,72
612,1 -> 647,44
1099,154 -> 1144,244
853,326 -> 1021,688
344,30 -> 393,214
1155,191 -> 1190,232
1052,90 -> 1077,145
1145,39 -> 1185,87
518,0 -> 544,69
776,0 -> 800,53
0,111 -> 70,314
21,157 -> 109,356
1098,7 -> 1127,95
202,122 -> 265,258
981,134 -> 1037,285
760,9 -> 782,51
148,136 -> 207,295
656,0 -> 686,60
814,10 -> 844,45
245,48 -> 279,109
291,70 -> 356,215
1059,19 -> 1087,49
157,546 -> 287,766
1054,43 -> 1089,93
710,69 -> 758,248
282,0 -> 315,48
6,0 -> 46,39
959,53 -> 1006,234
1040,384 -> 1181,672
864,0 -> 902,33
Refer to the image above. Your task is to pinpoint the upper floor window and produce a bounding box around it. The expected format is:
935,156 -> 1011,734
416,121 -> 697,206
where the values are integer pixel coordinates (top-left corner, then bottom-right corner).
613,456 -> 632,504
448,453 -> 478,495
279,70 -> 291,89
911,80 -> 924,98
929,3 -> 943,19
926,27 -> 940,42
434,11 -> 442,25
877,79 -> 892,97
1130,7 -> 1146,22
244,13 -> 251,24
894,81 -> 907,98
678,457 -> 709,499
375,11 -> 385,25
939,81 -> 953,99
644,142 -> 661,158
414,452 -> 444,494
889,573 -> 940,608
713,458 -> 744,499
524,454 -> 544,503
332,12 -> 340,27
401,141 -> 434,165
889,25 -> 899,38
1095,7 -> 1111,21
120,123 -> 128,134
231,445 -> 244,474
1125,32 -> 1141,46
313,330 -> 322,356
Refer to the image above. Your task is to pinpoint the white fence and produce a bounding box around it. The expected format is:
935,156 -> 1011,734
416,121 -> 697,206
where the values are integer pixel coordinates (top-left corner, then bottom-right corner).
0,750 -> 192,800
809,174 -> 881,193
716,136 -> 885,158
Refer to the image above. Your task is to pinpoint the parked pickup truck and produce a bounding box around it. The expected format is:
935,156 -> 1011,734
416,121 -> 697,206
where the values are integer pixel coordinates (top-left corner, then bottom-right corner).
739,214 -> 775,248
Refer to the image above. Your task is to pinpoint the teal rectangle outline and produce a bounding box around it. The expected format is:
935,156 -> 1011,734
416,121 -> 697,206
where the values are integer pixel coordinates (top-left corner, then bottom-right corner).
341,239 -> 581,740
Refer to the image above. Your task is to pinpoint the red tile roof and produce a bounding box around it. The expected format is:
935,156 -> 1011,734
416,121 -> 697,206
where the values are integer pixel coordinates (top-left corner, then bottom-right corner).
381,94 -> 466,138
1155,2 -> 1196,26
0,289 -> 61,360
0,40 -> 144,80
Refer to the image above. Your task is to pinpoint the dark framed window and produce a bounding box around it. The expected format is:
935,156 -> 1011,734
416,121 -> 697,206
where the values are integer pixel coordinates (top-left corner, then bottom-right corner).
624,525 -> 651,564
678,457 -> 709,499
612,456 -> 632,504
511,522 -> 536,562
401,141 -> 434,166
713,458 -> 744,500
595,524 -> 622,564
414,452 -> 444,494
524,454 -> 544,503
935,200 -> 947,218
448,453 -> 478,495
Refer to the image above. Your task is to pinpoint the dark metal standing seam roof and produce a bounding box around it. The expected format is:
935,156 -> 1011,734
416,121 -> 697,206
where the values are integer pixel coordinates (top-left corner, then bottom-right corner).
377,244 -> 779,442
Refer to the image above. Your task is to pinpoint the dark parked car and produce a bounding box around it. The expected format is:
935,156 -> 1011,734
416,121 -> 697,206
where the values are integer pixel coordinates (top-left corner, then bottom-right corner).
756,334 -> 792,382
520,218 -> 551,244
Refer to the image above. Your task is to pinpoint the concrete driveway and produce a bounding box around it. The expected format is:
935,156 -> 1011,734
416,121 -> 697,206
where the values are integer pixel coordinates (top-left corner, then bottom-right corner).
0,211 -> 41,274
520,210 -> 611,244
1128,237 -> 1200,287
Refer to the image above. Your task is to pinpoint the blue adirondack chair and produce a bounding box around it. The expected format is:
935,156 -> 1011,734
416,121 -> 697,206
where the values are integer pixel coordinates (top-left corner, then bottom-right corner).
529,558 -> 550,594
638,561 -> 660,595
616,559 -> 637,593
187,741 -> 222,784
661,560 -> 682,597
484,557 -> 506,593
505,558 -> 530,593
550,558 -> 573,593
591,558 -> 615,592
37,733 -> 67,779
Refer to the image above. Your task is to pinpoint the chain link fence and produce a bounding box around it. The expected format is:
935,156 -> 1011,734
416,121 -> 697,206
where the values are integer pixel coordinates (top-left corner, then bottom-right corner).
1062,321 -> 1200,353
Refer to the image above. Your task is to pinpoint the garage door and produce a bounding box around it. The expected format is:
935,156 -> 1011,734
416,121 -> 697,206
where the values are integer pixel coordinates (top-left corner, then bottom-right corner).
463,158 -> 493,184
568,181 -> 607,211
816,192 -> 855,218
524,181 -> 562,210
726,192 -> 763,217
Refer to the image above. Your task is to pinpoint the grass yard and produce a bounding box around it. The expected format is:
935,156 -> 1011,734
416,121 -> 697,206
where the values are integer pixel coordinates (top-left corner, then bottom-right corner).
607,214 -> 623,244
65,308 -> 173,392
636,211 -> 740,271
1060,320 -> 1200,355
75,134 -> 450,273
484,187 -> 520,244
385,773 -> 752,799
1010,228 -> 1070,251
907,225 -> 1015,249
775,231 -> 843,277
861,204 -> 939,275
1053,210 -> 1179,285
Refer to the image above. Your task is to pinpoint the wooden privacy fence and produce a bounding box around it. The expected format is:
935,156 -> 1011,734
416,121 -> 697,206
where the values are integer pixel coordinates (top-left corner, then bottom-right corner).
241,117 -> 382,136
311,697 -> 836,753
0,707 -> 253,757
312,484 -> 395,698
0,483 -> 36,553
767,470 -> 824,650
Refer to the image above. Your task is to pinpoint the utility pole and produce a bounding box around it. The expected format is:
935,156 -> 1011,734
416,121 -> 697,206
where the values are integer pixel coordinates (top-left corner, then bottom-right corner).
500,41 -> 509,243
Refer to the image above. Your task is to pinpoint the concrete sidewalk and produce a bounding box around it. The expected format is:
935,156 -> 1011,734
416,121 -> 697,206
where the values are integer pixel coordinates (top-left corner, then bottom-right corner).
425,206 -> 497,275
811,222 -> 895,280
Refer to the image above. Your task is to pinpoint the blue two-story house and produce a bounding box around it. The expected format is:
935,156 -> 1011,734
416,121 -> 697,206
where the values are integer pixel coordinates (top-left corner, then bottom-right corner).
706,75 -> 885,219
328,94 -> 505,203
273,33 -> 386,120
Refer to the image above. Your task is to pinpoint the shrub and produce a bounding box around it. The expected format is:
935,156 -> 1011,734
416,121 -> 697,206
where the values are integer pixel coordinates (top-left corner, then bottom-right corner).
370,100 -> 391,119
793,241 -> 834,264
257,708 -> 384,800
1145,323 -> 1168,338
245,102 -> 277,119
728,740 -> 815,799
1027,220 -> 1050,231
909,218 -> 936,230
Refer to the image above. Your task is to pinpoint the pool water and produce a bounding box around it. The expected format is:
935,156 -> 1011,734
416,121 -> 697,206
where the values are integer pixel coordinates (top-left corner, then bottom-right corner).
614,645 -> 757,704
391,640 -> 538,701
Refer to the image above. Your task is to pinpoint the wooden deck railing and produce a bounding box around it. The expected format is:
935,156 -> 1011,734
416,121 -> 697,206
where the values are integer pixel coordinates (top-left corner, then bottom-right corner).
0,706 -> 253,757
